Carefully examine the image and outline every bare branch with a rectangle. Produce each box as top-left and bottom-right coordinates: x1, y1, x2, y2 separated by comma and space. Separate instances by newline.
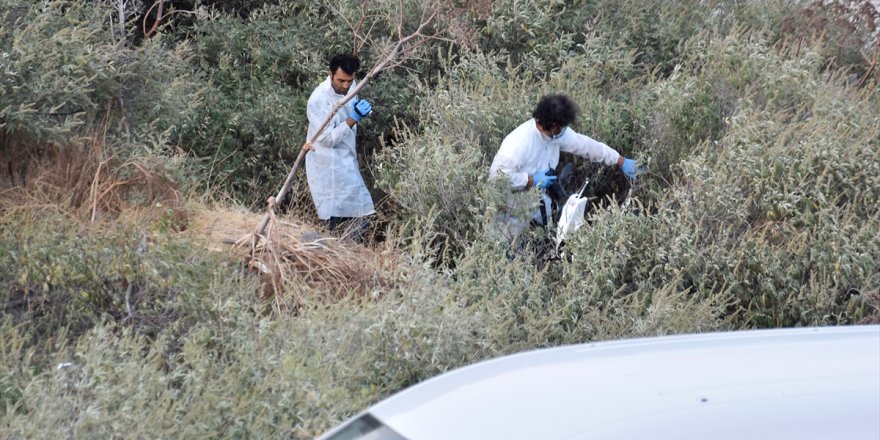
857, 44, 878, 88
329, 1, 373, 55
117, 0, 126, 39
363, 20, 379, 51
143, 0, 165, 39
353, 1, 369, 54
398, 0, 404, 41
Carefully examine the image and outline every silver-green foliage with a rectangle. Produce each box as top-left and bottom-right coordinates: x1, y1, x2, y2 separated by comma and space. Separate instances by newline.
0, 219, 491, 437
374, 51, 532, 250
172, 2, 337, 199
0, 0, 196, 146
0, 221, 736, 438
374, 32, 643, 252
377, 9, 879, 331
2, 0, 880, 437
593, 31, 880, 327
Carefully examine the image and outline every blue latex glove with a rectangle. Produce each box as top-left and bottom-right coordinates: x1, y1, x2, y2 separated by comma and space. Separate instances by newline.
348, 98, 373, 122
621, 158, 642, 181
532, 169, 558, 189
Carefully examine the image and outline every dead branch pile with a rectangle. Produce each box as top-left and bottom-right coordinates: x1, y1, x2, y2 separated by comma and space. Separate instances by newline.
247, 225, 397, 307
190, 205, 400, 308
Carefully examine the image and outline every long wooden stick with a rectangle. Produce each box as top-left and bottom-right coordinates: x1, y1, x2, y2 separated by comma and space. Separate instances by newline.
253, 16, 434, 240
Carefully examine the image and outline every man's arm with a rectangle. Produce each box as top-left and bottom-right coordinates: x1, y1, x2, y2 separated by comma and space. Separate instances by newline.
307, 97, 355, 149
559, 130, 621, 166
489, 150, 533, 190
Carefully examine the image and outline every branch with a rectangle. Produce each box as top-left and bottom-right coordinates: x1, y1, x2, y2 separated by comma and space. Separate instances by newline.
398, 0, 404, 41
117, 0, 126, 39
857, 44, 878, 88
143, 0, 166, 39
354, 1, 370, 55
329, 1, 373, 55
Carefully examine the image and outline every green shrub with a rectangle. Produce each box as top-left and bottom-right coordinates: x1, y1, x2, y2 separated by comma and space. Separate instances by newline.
373, 51, 532, 254
0, 0, 197, 149
0, 215, 262, 343
374, 41, 649, 258
171, 3, 327, 201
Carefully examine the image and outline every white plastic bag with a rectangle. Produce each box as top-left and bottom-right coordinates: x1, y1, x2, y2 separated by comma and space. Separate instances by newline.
556, 193, 588, 248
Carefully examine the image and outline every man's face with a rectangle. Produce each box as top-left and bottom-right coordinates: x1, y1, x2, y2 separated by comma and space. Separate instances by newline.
329, 68, 355, 95
536, 121, 566, 140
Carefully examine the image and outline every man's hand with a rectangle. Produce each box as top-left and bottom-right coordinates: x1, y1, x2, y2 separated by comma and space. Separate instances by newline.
621, 158, 643, 181
532, 168, 558, 189
348, 98, 373, 123
303, 142, 314, 152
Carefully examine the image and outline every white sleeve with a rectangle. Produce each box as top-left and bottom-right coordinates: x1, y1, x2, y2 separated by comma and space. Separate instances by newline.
489, 149, 530, 190
307, 97, 351, 149
559, 130, 621, 166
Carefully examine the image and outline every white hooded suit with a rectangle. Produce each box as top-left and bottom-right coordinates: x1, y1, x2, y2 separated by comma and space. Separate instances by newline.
305, 77, 375, 220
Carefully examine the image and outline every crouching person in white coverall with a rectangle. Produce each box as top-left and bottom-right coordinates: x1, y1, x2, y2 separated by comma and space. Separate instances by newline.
488, 94, 641, 241
304, 54, 375, 241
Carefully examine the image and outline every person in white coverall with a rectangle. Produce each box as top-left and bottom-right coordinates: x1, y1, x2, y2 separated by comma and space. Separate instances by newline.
489, 94, 641, 237
304, 54, 375, 238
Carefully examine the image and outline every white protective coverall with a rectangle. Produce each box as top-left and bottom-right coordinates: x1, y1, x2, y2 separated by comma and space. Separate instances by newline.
305, 77, 375, 220
489, 119, 621, 232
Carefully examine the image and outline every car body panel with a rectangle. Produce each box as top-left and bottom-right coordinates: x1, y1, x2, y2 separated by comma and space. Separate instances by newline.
320, 326, 880, 440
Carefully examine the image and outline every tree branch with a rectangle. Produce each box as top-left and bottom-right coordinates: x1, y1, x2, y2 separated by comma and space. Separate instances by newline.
143, 0, 166, 39
858, 44, 878, 88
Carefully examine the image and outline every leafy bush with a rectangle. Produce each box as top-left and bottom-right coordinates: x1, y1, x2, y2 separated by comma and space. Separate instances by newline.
573, 56, 880, 328
170, 2, 328, 201
374, 51, 531, 251
0, 216, 742, 437
0, 0, 197, 148
0, 215, 262, 342
374, 41, 644, 255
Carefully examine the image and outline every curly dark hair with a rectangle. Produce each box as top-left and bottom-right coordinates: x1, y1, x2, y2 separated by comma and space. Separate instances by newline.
329, 54, 361, 75
532, 94, 578, 128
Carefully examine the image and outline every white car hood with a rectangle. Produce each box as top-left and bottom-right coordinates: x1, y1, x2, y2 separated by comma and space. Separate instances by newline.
368, 326, 880, 440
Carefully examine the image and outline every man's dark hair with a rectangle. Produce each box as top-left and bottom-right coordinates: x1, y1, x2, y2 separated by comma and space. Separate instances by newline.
532, 94, 578, 128
329, 54, 361, 75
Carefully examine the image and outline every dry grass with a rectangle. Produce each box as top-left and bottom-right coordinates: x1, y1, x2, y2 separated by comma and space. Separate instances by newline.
0, 129, 184, 227
199, 205, 402, 310
1, 130, 400, 312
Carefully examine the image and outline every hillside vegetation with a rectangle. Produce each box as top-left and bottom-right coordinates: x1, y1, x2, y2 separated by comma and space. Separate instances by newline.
1, 0, 879, 437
